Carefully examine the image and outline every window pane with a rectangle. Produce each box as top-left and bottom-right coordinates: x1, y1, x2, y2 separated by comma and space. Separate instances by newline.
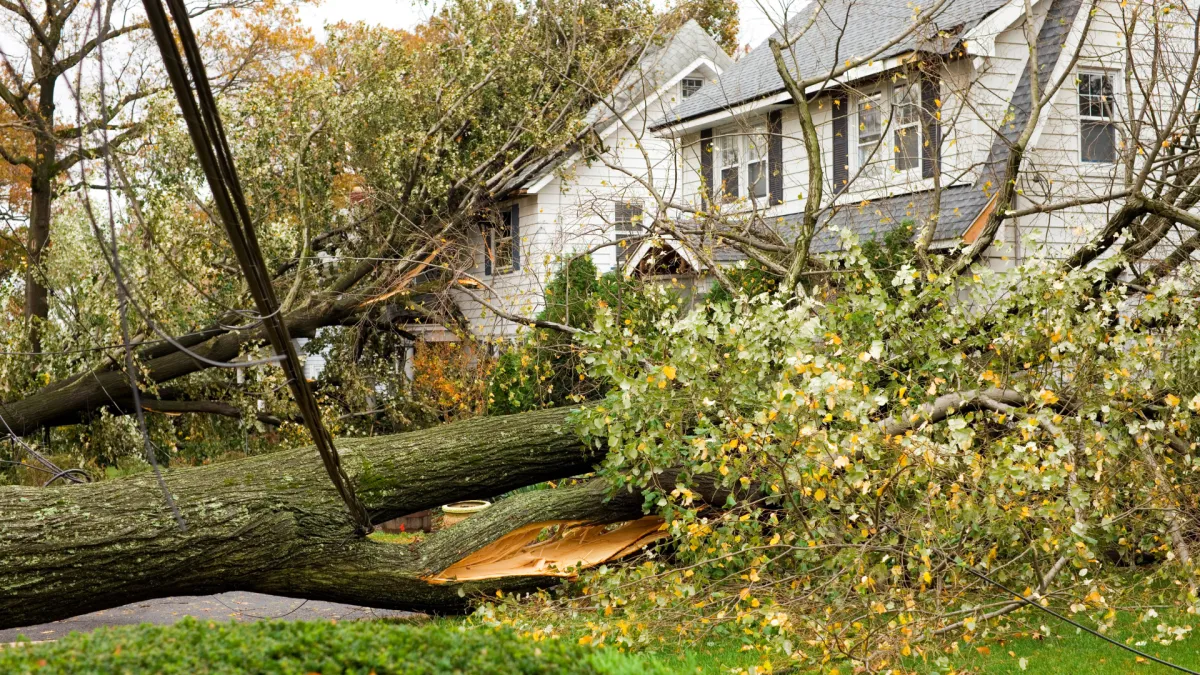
1081, 121, 1116, 163
895, 83, 920, 125
717, 134, 739, 168
858, 96, 881, 142
720, 167, 738, 201
1079, 73, 1114, 118
859, 145, 875, 169
895, 127, 920, 171
681, 77, 703, 98
747, 127, 769, 161
614, 201, 644, 236
748, 161, 767, 199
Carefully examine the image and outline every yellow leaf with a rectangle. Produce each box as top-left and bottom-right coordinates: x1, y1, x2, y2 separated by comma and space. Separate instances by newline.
663, 365, 677, 380
814, 488, 826, 502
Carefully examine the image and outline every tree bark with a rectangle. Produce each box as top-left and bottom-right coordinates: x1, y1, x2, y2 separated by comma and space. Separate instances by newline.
0, 406, 644, 629
23, 88, 55, 355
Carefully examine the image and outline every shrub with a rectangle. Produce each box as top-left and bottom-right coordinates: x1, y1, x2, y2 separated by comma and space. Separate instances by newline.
488, 256, 654, 415
0, 617, 667, 674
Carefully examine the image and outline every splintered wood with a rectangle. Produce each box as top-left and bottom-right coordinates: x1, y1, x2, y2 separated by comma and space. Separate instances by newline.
425, 516, 666, 583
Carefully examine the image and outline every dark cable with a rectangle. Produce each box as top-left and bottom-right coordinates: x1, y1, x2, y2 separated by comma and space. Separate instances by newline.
142, 0, 372, 533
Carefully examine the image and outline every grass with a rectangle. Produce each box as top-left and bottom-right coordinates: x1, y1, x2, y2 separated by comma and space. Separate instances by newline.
368, 530, 425, 545
607, 638, 775, 674
897, 608, 1200, 675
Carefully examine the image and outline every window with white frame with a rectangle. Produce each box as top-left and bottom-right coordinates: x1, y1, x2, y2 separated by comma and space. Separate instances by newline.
857, 91, 884, 173
681, 77, 704, 99
893, 83, 922, 171
714, 125, 769, 203
716, 132, 740, 202
746, 127, 769, 200
854, 82, 925, 177
1079, 71, 1116, 163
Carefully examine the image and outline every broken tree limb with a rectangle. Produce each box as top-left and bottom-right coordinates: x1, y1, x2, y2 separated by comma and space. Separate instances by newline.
0, 299, 363, 435
0, 406, 659, 629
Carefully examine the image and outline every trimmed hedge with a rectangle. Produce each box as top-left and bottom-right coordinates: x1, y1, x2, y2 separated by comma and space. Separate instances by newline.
0, 618, 666, 674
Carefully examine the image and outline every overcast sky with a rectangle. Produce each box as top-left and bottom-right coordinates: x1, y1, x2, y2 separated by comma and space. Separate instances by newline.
297, 0, 798, 52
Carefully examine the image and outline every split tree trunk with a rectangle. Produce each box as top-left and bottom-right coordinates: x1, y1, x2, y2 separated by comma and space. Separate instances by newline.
0, 406, 648, 630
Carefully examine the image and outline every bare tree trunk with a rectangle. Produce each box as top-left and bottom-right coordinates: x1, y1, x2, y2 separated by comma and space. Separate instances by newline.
0, 407, 647, 629
24, 131, 54, 354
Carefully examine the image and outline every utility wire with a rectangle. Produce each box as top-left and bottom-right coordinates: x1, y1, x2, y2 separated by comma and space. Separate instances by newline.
887, 523, 1200, 675
83, 0, 185, 530
142, 0, 372, 533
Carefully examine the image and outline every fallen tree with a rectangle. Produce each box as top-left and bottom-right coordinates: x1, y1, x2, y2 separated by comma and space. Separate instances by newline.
0, 406, 662, 630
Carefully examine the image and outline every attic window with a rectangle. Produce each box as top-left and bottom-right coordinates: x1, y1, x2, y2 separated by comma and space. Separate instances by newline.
681, 77, 704, 99
1079, 71, 1116, 164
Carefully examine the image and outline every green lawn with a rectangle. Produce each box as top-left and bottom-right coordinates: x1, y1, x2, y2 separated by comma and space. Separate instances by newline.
900, 611, 1199, 675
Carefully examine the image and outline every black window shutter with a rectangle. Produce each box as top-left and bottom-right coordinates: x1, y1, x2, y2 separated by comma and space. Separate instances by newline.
482, 218, 492, 276
831, 91, 849, 193
699, 128, 714, 205
768, 110, 784, 206
921, 70, 941, 179
510, 202, 520, 271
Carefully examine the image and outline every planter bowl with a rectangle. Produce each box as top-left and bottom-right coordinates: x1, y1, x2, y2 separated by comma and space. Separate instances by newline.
440, 500, 492, 528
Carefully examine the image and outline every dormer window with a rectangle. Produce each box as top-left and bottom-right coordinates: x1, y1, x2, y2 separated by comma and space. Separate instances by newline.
681, 77, 704, 99
854, 81, 924, 177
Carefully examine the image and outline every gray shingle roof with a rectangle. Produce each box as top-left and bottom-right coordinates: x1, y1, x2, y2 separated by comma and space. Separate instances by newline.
660, 0, 1010, 126
807, 184, 992, 252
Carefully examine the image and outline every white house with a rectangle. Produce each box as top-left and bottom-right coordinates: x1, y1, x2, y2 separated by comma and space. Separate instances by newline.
454, 20, 734, 341
644, 0, 1198, 278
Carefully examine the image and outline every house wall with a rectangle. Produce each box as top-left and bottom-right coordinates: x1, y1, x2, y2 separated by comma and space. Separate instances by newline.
456, 70, 704, 341
670, 0, 1198, 270
453, 193, 545, 342
1003, 0, 1198, 268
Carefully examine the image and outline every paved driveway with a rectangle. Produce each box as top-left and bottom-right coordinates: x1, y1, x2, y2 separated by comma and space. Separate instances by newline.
0, 592, 419, 643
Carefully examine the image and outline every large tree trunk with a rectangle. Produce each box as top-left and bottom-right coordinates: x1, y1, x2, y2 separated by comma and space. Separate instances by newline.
0, 407, 655, 630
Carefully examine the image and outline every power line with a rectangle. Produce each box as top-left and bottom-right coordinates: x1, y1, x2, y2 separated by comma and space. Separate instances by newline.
142, 0, 372, 533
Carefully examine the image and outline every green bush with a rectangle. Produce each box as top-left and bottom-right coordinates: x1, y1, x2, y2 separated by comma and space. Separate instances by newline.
487, 256, 654, 415
0, 617, 667, 674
